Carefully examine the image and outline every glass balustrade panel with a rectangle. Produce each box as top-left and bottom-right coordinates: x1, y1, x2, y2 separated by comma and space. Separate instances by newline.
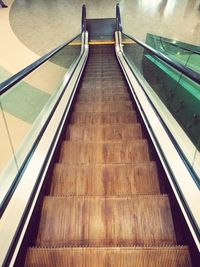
0, 35, 82, 205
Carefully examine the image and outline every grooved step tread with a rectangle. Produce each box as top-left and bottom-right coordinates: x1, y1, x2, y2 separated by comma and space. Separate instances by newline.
59, 140, 149, 164
82, 77, 125, 82
50, 162, 160, 196
73, 102, 133, 112
85, 65, 120, 69
86, 72, 123, 78
70, 111, 137, 124
79, 88, 128, 94
36, 196, 176, 247
66, 124, 142, 141
25, 247, 192, 267
85, 63, 120, 66
81, 82, 126, 88
84, 70, 122, 75
77, 94, 130, 102
83, 66, 121, 69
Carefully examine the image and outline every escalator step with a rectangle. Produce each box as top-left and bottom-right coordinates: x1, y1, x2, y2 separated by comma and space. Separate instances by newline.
85, 72, 123, 78
84, 69, 122, 75
25, 247, 192, 267
70, 111, 137, 124
66, 124, 142, 141
86, 63, 119, 68
81, 81, 126, 87
59, 140, 149, 164
50, 162, 160, 196
82, 76, 125, 82
79, 87, 128, 93
76, 94, 130, 102
36, 195, 176, 247
73, 102, 133, 112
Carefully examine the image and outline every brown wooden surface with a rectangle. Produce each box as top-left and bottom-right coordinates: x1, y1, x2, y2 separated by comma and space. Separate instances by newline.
70, 112, 137, 125
83, 73, 125, 80
66, 124, 142, 141
50, 162, 160, 196
86, 72, 123, 78
36, 195, 176, 247
25, 247, 192, 267
76, 93, 130, 102
82, 81, 126, 90
73, 102, 133, 112
59, 140, 150, 164
79, 87, 128, 93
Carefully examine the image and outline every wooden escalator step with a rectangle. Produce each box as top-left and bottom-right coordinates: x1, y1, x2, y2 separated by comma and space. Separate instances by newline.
82, 77, 125, 82
79, 88, 129, 96
81, 81, 126, 86
59, 140, 150, 164
25, 247, 192, 267
50, 162, 160, 196
84, 70, 122, 76
66, 124, 142, 141
73, 102, 133, 112
76, 93, 130, 102
36, 195, 177, 247
86, 72, 123, 78
70, 111, 137, 124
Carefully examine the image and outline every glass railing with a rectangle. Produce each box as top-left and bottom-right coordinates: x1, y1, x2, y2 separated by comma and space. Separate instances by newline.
122, 33, 200, 182
0, 35, 82, 207
146, 34, 200, 74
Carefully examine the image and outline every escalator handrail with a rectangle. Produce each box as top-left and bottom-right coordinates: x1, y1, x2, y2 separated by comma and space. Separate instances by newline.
0, 34, 81, 96
82, 4, 87, 32
122, 32, 200, 84
116, 4, 200, 84
151, 34, 200, 56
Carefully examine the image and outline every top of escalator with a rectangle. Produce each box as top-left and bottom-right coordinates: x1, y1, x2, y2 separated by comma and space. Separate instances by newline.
86, 18, 116, 42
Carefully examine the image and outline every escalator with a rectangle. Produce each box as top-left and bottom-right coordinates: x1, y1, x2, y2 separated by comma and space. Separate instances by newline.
0, 4, 199, 267
24, 44, 192, 266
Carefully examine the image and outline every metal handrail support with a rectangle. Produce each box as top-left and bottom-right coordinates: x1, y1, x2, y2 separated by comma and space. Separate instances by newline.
82, 4, 87, 32
116, 3, 122, 32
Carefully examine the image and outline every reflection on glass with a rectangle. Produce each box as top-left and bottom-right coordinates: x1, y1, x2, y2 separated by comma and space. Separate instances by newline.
140, 0, 163, 14
163, 0, 176, 17
0, 103, 18, 202
0, 104, 17, 173
146, 34, 200, 74
0, 35, 82, 203
122, 33, 200, 178
186, 53, 200, 74
158, 0, 168, 16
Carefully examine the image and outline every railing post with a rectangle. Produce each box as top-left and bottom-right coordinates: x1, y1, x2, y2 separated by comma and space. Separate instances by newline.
116, 3, 122, 32
82, 4, 86, 32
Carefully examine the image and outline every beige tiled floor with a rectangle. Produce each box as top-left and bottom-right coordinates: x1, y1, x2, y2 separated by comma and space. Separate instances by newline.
1, 0, 199, 73
8, 0, 200, 58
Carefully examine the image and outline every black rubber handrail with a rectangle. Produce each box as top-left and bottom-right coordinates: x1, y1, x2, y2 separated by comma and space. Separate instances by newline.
0, 34, 81, 96
82, 4, 87, 32
115, 4, 200, 84
122, 32, 200, 84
